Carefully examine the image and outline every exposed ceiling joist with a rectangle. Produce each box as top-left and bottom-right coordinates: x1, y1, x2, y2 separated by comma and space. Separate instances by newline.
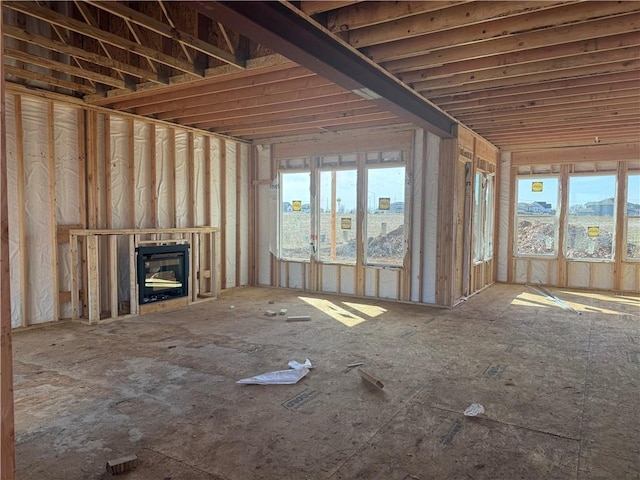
85, 0, 243, 68
189, 0, 457, 138
4, 1, 202, 78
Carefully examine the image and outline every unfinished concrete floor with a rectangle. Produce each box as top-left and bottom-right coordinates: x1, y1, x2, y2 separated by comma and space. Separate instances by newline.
13, 284, 640, 480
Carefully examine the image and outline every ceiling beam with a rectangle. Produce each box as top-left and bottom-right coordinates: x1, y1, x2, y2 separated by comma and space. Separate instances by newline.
412, 46, 640, 92
189, 1, 456, 138
85, 0, 243, 68
348, 1, 568, 48
158, 85, 350, 121
132, 71, 329, 116
171, 93, 364, 125
365, 2, 640, 62
4, 47, 125, 89
399, 32, 640, 84
326, 1, 465, 32
417, 58, 640, 97
4, 1, 202, 79
383, 13, 640, 74
195, 101, 378, 130
4, 66, 96, 95
300, 1, 364, 16
444, 84, 640, 114
3, 25, 163, 84
431, 71, 640, 104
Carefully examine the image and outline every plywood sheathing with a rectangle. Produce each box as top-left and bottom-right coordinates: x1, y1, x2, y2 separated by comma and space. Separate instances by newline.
11, 284, 640, 479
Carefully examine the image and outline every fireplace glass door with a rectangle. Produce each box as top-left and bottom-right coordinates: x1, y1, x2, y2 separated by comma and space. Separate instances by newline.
137, 244, 189, 304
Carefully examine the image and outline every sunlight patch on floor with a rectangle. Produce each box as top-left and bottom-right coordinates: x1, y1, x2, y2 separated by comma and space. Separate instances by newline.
559, 291, 640, 307
341, 302, 386, 318
299, 297, 366, 327
513, 292, 630, 316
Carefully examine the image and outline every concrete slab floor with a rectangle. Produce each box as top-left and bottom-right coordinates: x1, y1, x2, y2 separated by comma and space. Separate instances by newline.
12, 284, 640, 480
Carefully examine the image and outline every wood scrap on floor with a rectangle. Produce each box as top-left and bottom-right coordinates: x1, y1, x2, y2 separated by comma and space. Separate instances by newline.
106, 454, 139, 475
357, 368, 384, 389
287, 315, 311, 322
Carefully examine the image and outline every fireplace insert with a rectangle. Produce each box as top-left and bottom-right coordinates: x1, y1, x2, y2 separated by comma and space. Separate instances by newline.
136, 244, 189, 304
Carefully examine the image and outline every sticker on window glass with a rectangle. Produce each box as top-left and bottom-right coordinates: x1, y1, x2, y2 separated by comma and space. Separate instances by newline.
378, 197, 391, 210
341, 218, 352, 230
532, 181, 543, 192
292, 200, 302, 212
587, 226, 600, 238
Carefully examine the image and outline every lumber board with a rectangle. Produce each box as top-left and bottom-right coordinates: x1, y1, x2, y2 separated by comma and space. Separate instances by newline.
236, 144, 242, 287
47, 101, 60, 322
86, 235, 100, 324
14, 96, 28, 327
139, 296, 188, 315
108, 235, 119, 319
0, 12, 17, 473
220, 139, 227, 289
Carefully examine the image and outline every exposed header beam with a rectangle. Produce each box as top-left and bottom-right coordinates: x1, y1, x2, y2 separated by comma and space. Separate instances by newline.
189, 0, 456, 138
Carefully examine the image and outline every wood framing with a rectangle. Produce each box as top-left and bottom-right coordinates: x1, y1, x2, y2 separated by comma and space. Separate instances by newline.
46, 101, 60, 322
0, 4, 17, 473
435, 138, 458, 306
219, 139, 227, 288
70, 227, 220, 324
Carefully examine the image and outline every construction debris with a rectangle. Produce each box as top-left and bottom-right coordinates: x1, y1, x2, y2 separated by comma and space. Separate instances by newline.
279, 308, 288, 316
237, 359, 312, 385
464, 403, 485, 417
106, 454, 139, 475
287, 315, 311, 322
265, 310, 277, 317
347, 362, 364, 368
357, 368, 384, 389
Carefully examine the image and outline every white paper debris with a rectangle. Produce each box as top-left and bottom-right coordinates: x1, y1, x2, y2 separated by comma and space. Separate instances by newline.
288, 359, 312, 370
237, 359, 313, 385
464, 403, 485, 417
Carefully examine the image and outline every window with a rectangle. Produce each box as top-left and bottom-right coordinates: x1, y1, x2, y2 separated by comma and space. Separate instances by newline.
473, 172, 495, 263
515, 177, 559, 256
365, 166, 406, 266
318, 169, 357, 264
279, 171, 310, 261
566, 174, 616, 261
627, 174, 640, 260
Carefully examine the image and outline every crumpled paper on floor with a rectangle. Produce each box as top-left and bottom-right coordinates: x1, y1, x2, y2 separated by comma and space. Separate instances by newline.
464, 403, 485, 416
236, 359, 313, 385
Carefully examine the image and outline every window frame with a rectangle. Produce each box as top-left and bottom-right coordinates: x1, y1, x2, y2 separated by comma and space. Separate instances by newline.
364, 162, 407, 268
278, 169, 312, 263
624, 173, 640, 262
564, 172, 618, 263
513, 174, 561, 259
316, 165, 358, 266
473, 170, 495, 264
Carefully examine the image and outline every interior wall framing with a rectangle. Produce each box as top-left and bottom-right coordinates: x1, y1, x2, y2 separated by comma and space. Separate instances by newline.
497, 142, 640, 293
5, 92, 250, 328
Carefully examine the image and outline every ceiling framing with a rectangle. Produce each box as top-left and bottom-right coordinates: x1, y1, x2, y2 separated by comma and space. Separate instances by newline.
3, 1, 639, 149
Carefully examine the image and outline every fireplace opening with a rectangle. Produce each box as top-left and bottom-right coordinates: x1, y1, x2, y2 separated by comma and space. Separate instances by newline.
136, 244, 189, 304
